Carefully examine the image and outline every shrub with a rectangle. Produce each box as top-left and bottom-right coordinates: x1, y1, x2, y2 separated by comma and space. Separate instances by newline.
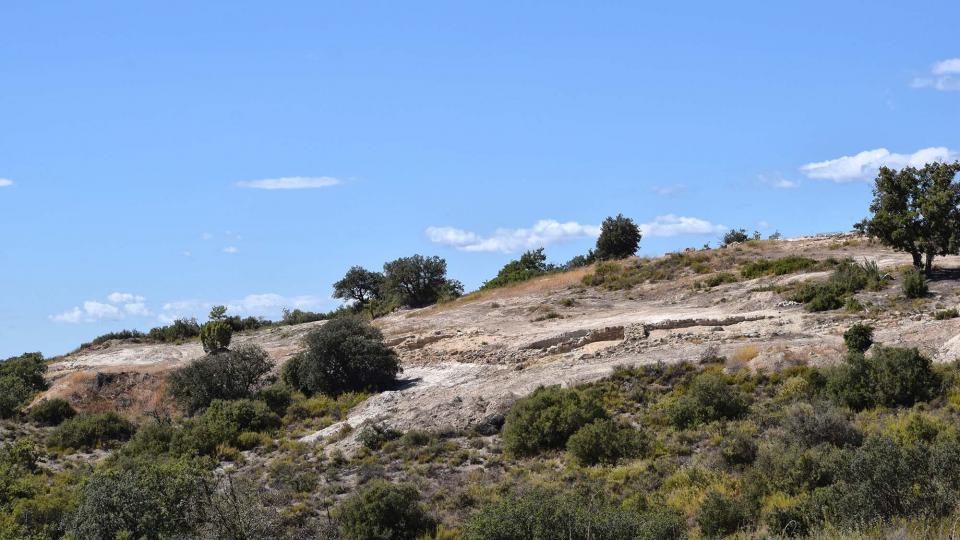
697, 491, 751, 537
48, 412, 135, 450
28, 398, 76, 426
69, 456, 209, 539
0, 352, 47, 393
720, 427, 758, 465
790, 260, 883, 312
827, 347, 941, 410
700, 272, 738, 288
79, 329, 147, 350
148, 318, 201, 342
740, 256, 818, 279
466, 485, 672, 540
502, 385, 606, 457
283, 317, 400, 397
722, 228, 749, 246
902, 267, 928, 298
0, 376, 33, 418
256, 383, 293, 416
358, 423, 403, 450
779, 401, 861, 448
595, 214, 642, 260
483, 248, 557, 289
566, 418, 647, 466
167, 344, 272, 414
199, 320, 232, 353
843, 323, 874, 354
382, 254, 461, 307
335, 480, 436, 540
280, 308, 329, 325
669, 372, 750, 429
935, 308, 959, 320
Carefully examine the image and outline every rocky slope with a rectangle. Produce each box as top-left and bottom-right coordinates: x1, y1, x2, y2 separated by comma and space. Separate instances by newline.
41, 234, 960, 449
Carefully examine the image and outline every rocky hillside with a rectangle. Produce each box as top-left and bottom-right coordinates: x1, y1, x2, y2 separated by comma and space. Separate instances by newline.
42, 233, 960, 449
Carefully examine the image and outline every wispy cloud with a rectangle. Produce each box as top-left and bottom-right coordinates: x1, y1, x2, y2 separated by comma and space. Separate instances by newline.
0, 179, 13, 187
236, 176, 342, 190
757, 173, 797, 189
427, 215, 726, 253
426, 220, 601, 253
800, 147, 957, 182
222, 246, 239, 254
911, 58, 960, 91
158, 293, 329, 323
651, 184, 687, 196
50, 292, 151, 323
638, 215, 726, 237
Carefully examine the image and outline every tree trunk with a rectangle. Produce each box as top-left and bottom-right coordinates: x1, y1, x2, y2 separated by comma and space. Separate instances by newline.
911, 251, 922, 269
925, 252, 934, 276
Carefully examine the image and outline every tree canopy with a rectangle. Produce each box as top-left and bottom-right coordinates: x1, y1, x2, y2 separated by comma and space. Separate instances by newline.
595, 214, 641, 260
859, 162, 960, 274
333, 266, 384, 306
382, 255, 462, 307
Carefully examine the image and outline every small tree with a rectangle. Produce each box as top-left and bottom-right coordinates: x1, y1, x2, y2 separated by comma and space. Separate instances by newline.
483, 248, 555, 288
208, 305, 228, 321
199, 320, 233, 353
594, 214, 641, 260
843, 323, 874, 354
167, 344, 272, 414
860, 162, 960, 274
333, 266, 384, 308
283, 317, 400, 396
722, 228, 749, 246
383, 255, 460, 307
335, 480, 435, 540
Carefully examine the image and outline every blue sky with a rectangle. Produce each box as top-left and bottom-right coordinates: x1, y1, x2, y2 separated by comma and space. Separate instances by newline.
1, 1, 958, 358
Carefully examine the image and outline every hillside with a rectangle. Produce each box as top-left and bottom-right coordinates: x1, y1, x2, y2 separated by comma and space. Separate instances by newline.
41, 233, 960, 449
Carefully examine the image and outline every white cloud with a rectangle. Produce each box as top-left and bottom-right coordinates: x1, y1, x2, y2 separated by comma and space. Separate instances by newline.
201, 232, 213, 241
651, 184, 686, 196
911, 58, 960, 91
933, 58, 960, 75
427, 215, 726, 253
107, 292, 144, 304
426, 220, 601, 253
158, 293, 328, 323
51, 301, 121, 324
222, 246, 239, 254
758, 174, 798, 189
638, 215, 727, 237
236, 176, 342, 190
51, 293, 151, 323
800, 147, 958, 182
0, 179, 13, 187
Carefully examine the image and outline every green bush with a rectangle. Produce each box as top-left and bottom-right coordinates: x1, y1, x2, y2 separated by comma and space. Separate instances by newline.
199, 320, 233, 353
0, 376, 33, 419
69, 456, 209, 539
283, 317, 400, 397
740, 256, 818, 279
700, 272, 738, 288
148, 318, 201, 342
843, 323, 874, 354
790, 260, 885, 312
187, 399, 280, 453
779, 401, 861, 448
483, 248, 557, 289
595, 214, 642, 260
720, 428, 758, 465
722, 228, 749, 246
902, 267, 928, 298
256, 383, 293, 416
502, 385, 607, 457
0, 351, 48, 417
280, 308, 330, 325
934, 308, 960, 320
79, 329, 147, 350
48, 412, 135, 451
335, 480, 436, 540
697, 491, 751, 537
167, 344, 272, 414
27, 398, 76, 426
826, 347, 941, 410
669, 372, 750, 429
566, 418, 647, 466
358, 423, 403, 450
466, 485, 676, 540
